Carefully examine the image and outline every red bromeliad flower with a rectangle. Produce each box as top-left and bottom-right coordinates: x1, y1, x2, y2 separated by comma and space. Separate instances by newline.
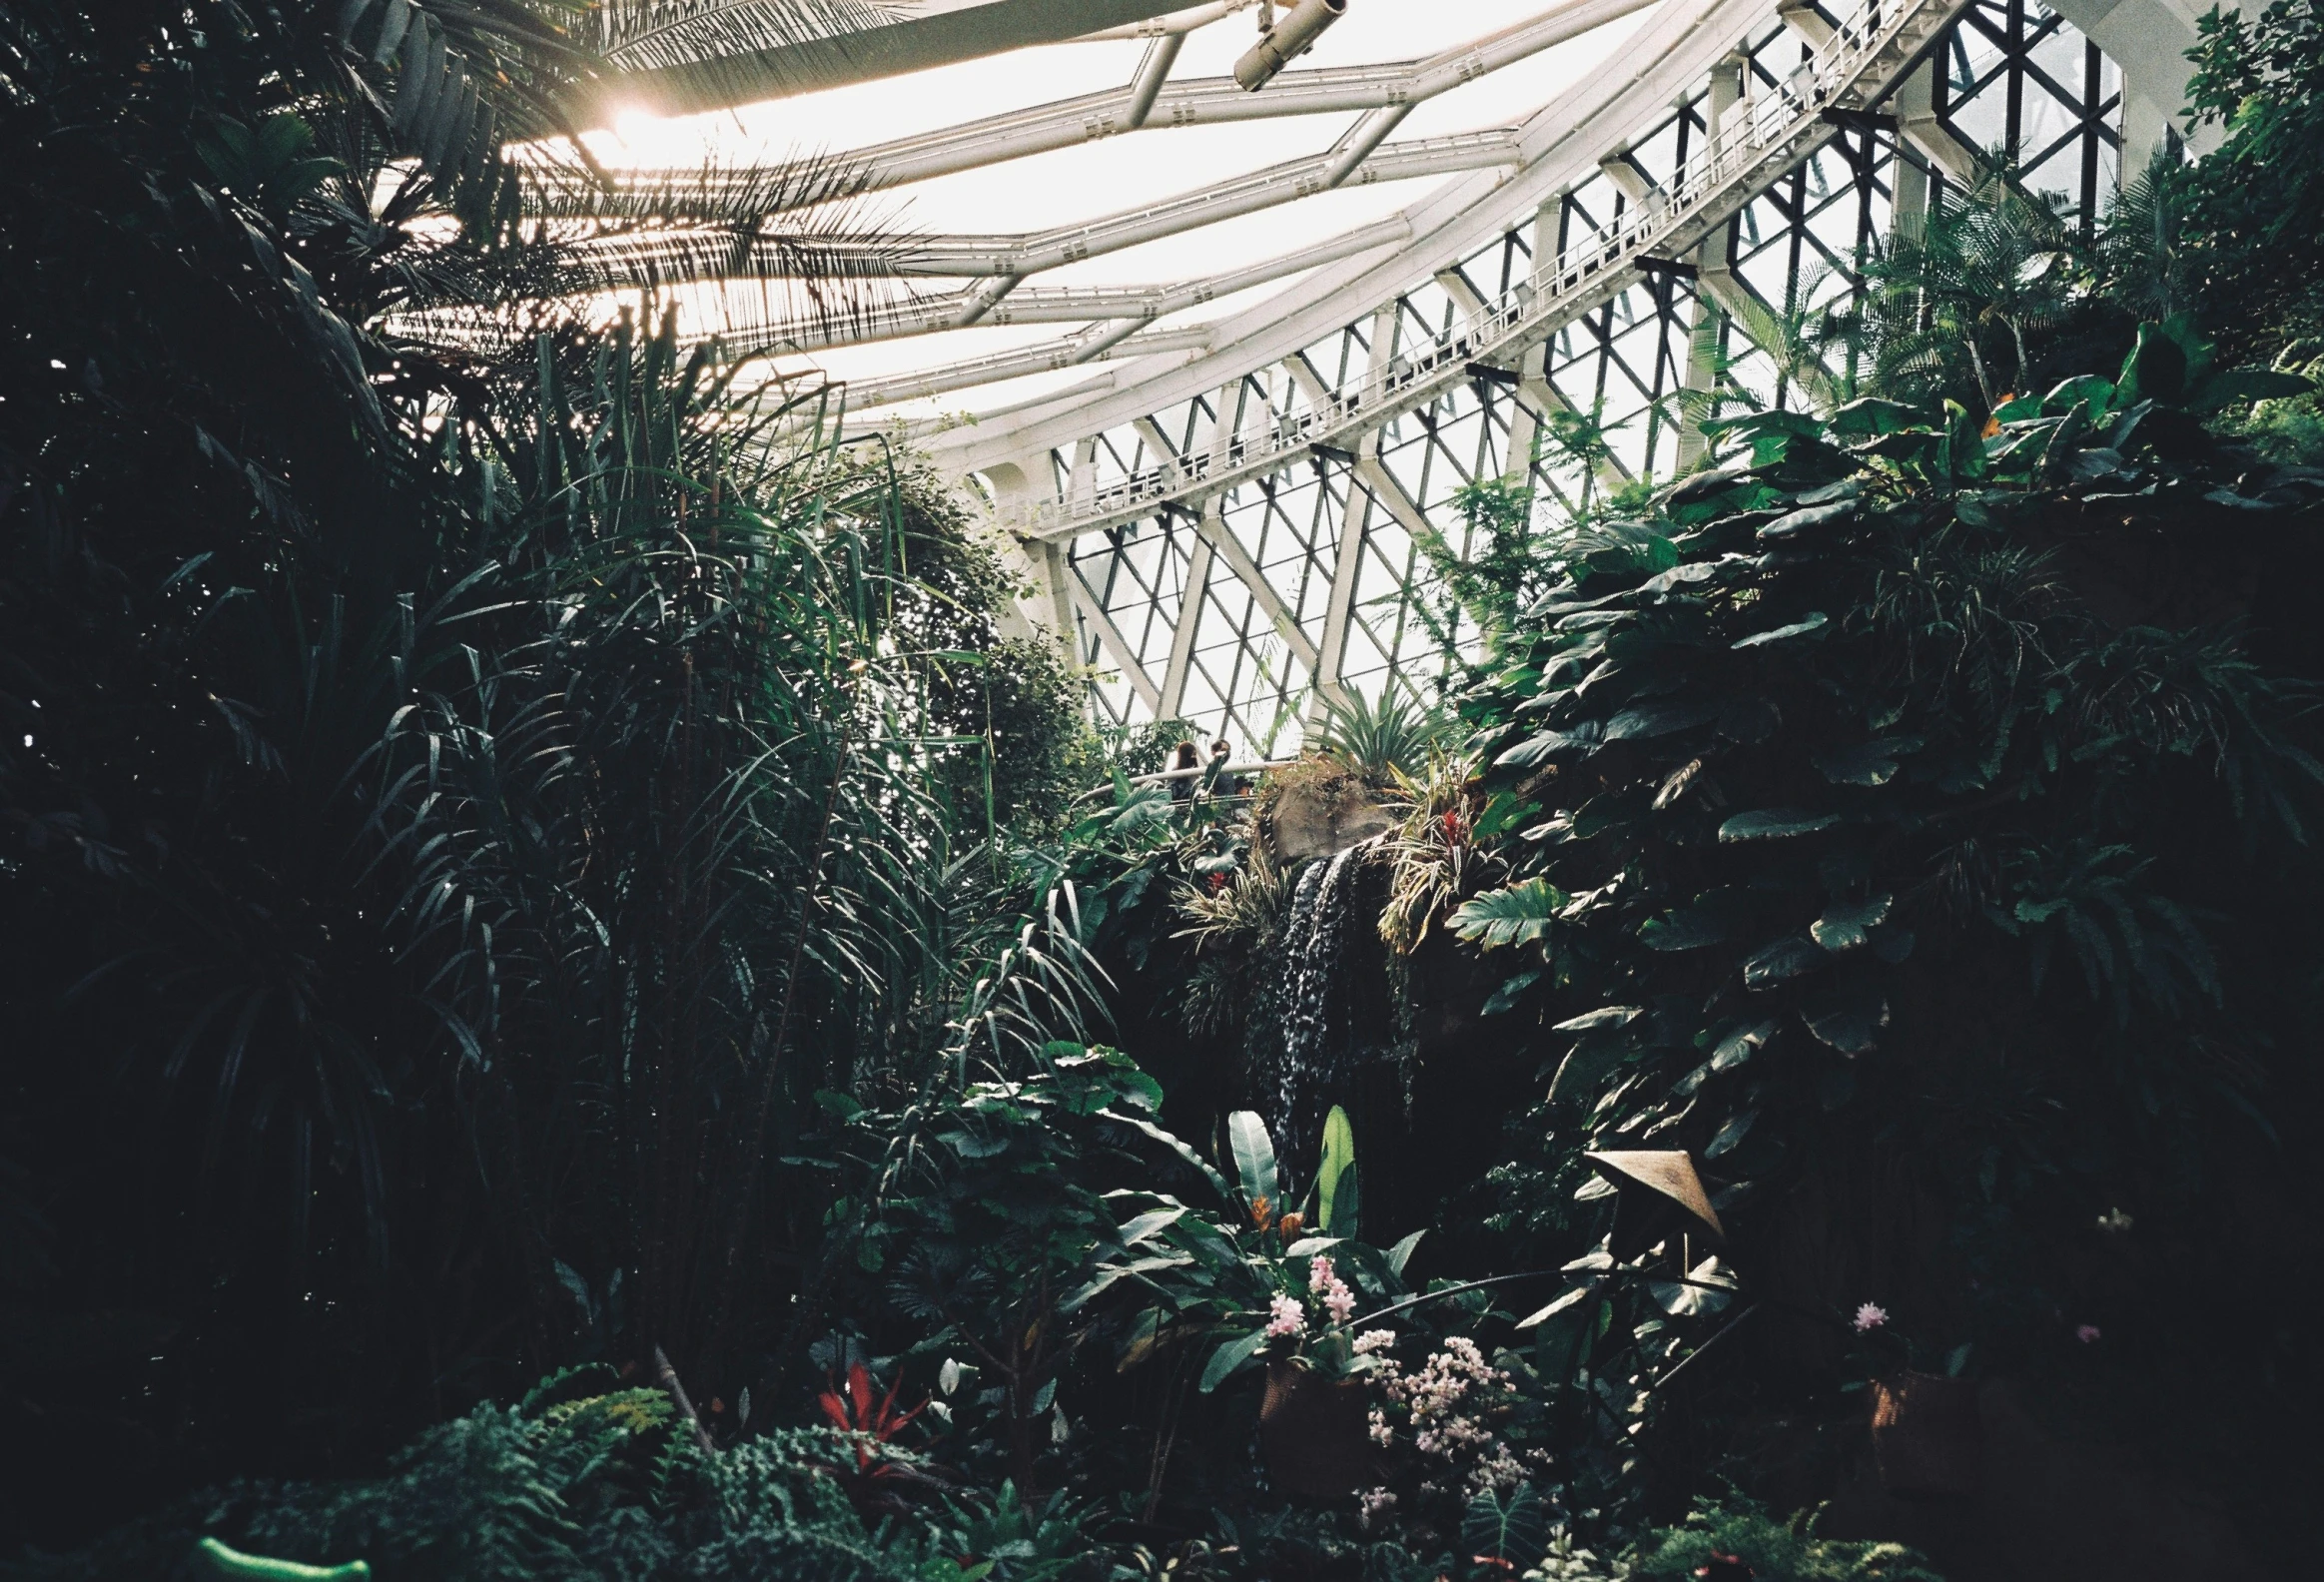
817, 1361, 927, 1474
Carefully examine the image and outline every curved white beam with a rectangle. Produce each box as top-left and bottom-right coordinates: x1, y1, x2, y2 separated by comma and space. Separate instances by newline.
695, 214, 1412, 355
598, 0, 1661, 207
594, 0, 1192, 119
972, 0, 1970, 526
838, 325, 1214, 408
565, 130, 1516, 289
924, 0, 1760, 474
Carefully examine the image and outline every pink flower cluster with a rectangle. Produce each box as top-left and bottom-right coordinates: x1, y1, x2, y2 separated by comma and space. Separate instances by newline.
1309, 1255, 1356, 1323
1364, 1334, 1547, 1496
1265, 1291, 1306, 1338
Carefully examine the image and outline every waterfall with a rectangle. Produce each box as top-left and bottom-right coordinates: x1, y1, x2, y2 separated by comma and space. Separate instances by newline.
1270, 845, 1362, 1190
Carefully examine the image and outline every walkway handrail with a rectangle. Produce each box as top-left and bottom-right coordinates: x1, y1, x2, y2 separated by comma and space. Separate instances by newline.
1003, 0, 1959, 542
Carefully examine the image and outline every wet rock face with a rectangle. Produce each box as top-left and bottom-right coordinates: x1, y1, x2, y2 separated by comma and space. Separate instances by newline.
1264, 775, 1396, 862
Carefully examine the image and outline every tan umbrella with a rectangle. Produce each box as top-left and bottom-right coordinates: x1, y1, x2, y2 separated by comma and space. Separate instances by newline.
1583, 1150, 1724, 1240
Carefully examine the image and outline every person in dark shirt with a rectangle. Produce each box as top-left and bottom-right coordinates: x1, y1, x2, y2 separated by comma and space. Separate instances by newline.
1167, 740, 1200, 803
1202, 738, 1242, 800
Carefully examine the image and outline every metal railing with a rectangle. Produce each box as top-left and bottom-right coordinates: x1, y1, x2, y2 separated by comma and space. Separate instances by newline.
1006, 0, 1959, 540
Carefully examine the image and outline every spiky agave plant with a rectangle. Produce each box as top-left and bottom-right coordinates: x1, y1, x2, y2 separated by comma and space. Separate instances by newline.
1313, 689, 1457, 783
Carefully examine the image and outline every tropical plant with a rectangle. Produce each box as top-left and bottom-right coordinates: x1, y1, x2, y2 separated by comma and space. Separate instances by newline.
1406, 477, 1554, 660
1828, 162, 2078, 409
826, 1046, 1177, 1493
2096, 149, 2193, 324
1630, 1497, 1942, 1582
816, 1362, 937, 1515
1072, 1109, 1422, 1395
369, 320, 1105, 1396
1315, 689, 1458, 783
1684, 284, 1850, 423
1435, 326, 2322, 1526
1449, 878, 1566, 951
2162, 0, 2324, 363
10, 1365, 1035, 1582
1377, 748, 1503, 957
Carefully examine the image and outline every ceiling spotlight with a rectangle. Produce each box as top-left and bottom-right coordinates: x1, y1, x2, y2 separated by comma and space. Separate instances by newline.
1234, 0, 1346, 92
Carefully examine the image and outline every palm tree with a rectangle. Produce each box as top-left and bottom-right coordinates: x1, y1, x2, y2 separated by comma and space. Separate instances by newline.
1828, 160, 2078, 409
2097, 148, 2192, 323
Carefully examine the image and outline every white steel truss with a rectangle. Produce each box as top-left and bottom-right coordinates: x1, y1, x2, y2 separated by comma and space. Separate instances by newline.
1030, 1, 2131, 748
602, 0, 1662, 204
565, 0, 2171, 750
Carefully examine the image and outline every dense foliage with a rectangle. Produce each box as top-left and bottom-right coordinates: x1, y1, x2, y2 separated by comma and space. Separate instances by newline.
0, 0, 1089, 1546
1438, 327, 2323, 1530
9, 2, 2324, 1580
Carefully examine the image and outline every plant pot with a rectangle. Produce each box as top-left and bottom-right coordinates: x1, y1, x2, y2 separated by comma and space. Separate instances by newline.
1259, 1360, 1373, 1499
1869, 1372, 1982, 1500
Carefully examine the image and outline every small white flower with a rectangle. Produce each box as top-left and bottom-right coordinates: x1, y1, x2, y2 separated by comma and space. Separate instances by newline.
1853, 1301, 1890, 1332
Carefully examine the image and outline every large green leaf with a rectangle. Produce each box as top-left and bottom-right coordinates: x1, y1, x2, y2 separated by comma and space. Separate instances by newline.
1514, 1282, 1592, 1329
1649, 1254, 1739, 1317
2191, 367, 2315, 413
1640, 909, 1726, 951
1483, 968, 1543, 1014
1710, 1019, 1777, 1072
1116, 1207, 1187, 1247
1704, 1109, 1758, 1158
1742, 935, 1826, 989
2116, 314, 2210, 406
1061, 1254, 1194, 1312
1495, 727, 1598, 768
1100, 1109, 1231, 1209
1197, 1328, 1269, 1393
1602, 700, 1721, 741
2037, 398, 2095, 478
1811, 894, 1894, 951
1757, 497, 1859, 543
1552, 1006, 1642, 1033
1814, 737, 1920, 786
1720, 809, 1841, 842
1570, 790, 1647, 841
1829, 396, 1921, 436
1733, 611, 1829, 648
1462, 1484, 1550, 1571
2040, 374, 2116, 417
1710, 409, 1827, 443
1316, 1106, 1358, 1239
1226, 1111, 1278, 1224
1449, 878, 1567, 949
1571, 520, 1681, 583
1803, 985, 1891, 1054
